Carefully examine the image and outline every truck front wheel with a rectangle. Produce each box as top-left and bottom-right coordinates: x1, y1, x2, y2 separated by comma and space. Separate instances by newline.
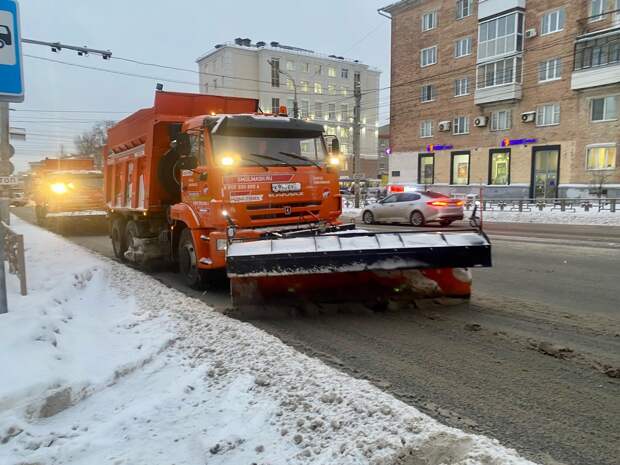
111, 218, 128, 261
178, 229, 203, 289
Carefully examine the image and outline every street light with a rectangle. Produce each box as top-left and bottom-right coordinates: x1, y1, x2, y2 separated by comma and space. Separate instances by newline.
267, 60, 299, 119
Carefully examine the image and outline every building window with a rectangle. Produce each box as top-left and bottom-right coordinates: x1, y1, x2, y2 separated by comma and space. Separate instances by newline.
489, 150, 510, 185
418, 154, 434, 184
453, 116, 469, 134
536, 103, 560, 126
454, 77, 469, 96
490, 110, 512, 131
539, 58, 562, 82
454, 37, 472, 58
420, 84, 436, 102
287, 99, 295, 114
421, 46, 438, 67
589, 0, 605, 22
328, 67, 336, 77
341, 86, 349, 96
340, 104, 349, 120
456, 0, 472, 20
271, 98, 280, 115
575, 34, 620, 70
270, 58, 280, 87
420, 120, 433, 138
451, 152, 470, 185
328, 104, 336, 120
328, 84, 336, 95
314, 102, 323, 119
300, 80, 309, 92
586, 145, 616, 170
286, 78, 295, 90
314, 82, 322, 94
422, 11, 437, 31
477, 56, 522, 89
591, 96, 618, 121
302, 62, 310, 73
300, 100, 309, 118
315, 64, 322, 75
341, 68, 349, 79
286, 60, 295, 71
392, 171, 401, 177
541, 9, 565, 35
478, 12, 523, 61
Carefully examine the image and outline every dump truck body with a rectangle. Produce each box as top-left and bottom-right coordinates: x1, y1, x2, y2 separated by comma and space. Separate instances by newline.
105, 91, 491, 308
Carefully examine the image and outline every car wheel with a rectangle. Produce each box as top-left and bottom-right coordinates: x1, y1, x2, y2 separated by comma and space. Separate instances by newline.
111, 217, 127, 261
0, 41, 5, 49
362, 210, 375, 225
410, 211, 425, 227
440, 220, 453, 227
178, 228, 203, 289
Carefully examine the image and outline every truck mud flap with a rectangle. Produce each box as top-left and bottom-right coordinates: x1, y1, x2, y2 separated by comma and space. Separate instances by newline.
226, 231, 491, 307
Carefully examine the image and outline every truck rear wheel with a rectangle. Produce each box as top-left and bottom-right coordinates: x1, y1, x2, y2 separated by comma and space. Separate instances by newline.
111, 218, 127, 261
178, 228, 203, 289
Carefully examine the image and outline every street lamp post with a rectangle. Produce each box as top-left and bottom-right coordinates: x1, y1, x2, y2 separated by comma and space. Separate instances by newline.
268, 60, 299, 119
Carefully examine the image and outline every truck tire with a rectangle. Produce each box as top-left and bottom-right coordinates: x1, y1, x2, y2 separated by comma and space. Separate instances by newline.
178, 228, 203, 289
125, 220, 140, 264
111, 217, 128, 261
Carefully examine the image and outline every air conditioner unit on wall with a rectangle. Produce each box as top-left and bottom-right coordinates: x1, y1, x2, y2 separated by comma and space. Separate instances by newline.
474, 116, 488, 127
521, 111, 536, 123
525, 28, 537, 38
438, 121, 452, 132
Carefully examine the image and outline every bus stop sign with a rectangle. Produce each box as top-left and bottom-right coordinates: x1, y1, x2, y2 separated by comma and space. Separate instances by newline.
0, 0, 24, 103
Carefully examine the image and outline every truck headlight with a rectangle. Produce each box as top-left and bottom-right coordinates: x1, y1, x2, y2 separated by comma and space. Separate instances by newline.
216, 239, 228, 251
218, 156, 236, 167
50, 183, 68, 194
328, 156, 341, 166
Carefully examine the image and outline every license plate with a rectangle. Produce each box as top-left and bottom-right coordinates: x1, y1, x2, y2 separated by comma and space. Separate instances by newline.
272, 182, 301, 193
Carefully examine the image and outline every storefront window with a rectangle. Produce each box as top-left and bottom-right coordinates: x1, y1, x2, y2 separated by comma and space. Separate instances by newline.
418, 154, 434, 185
489, 150, 510, 185
451, 152, 470, 185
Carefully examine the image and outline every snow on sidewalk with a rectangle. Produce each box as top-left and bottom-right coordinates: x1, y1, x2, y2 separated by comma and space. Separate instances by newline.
0, 216, 537, 465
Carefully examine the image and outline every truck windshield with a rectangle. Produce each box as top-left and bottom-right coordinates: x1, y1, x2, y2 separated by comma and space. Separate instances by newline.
212, 135, 326, 167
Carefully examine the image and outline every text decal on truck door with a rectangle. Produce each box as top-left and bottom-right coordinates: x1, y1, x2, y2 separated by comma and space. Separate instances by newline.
272, 182, 301, 193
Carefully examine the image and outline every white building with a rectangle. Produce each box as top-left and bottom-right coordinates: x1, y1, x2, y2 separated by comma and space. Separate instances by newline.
196, 38, 381, 176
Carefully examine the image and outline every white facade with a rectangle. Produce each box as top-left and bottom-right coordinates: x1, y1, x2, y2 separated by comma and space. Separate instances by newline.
196, 40, 381, 165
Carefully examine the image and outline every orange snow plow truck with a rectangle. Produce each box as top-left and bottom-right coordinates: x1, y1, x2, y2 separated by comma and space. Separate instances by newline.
33, 157, 106, 227
105, 91, 491, 308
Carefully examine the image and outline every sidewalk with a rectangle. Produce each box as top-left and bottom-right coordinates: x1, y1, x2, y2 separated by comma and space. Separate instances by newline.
0, 217, 535, 465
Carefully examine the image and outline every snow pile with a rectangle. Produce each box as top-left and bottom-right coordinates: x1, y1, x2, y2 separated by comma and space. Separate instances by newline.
1, 217, 537, 465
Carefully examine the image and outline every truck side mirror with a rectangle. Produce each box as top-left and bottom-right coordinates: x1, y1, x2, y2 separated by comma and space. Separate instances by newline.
331, 138, 340, 154
174, 133, 191, 156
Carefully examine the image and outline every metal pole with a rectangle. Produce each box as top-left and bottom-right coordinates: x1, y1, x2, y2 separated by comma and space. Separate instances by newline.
0, 103, 10, 313
353, 78, 362, 208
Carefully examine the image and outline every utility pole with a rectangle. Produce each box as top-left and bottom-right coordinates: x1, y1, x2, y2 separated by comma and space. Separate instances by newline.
353, 73, 362, 208
268, 60, 299, 118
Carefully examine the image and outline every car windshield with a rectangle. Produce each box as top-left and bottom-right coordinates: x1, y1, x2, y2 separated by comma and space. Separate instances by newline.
212, 135, 326, 167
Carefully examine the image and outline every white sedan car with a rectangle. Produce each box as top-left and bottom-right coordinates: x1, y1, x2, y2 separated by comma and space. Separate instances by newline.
361, 191, 464, 226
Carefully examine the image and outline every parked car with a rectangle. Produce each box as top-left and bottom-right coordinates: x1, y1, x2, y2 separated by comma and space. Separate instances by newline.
361, 191, 464, 226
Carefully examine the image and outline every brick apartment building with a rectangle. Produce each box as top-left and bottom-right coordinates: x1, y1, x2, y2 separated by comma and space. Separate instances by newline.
379, 0, 620, 198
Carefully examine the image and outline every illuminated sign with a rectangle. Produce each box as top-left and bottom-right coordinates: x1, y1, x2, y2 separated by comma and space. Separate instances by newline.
501, 138, 537, 147
385, 147, 392, 155
426, 144, 454, 151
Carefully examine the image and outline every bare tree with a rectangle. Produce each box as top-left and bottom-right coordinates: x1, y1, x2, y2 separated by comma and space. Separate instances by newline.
74, 121, 115, 168
589, 172, 610, 198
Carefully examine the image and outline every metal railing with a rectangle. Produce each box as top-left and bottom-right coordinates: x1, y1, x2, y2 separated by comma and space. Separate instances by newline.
463, 198, 618, 213
1, 221, 27, 296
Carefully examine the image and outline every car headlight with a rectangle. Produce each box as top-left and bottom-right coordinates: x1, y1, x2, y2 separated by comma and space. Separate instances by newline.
328, 156, 341, 166
216, 239, 228, 251
50, 183, 68, 194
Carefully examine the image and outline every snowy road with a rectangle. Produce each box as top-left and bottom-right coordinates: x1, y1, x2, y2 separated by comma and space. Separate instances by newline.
11, 207, 620, 465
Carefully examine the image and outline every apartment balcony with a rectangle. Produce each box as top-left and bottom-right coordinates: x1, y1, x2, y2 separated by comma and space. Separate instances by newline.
478, 0, 526, 20
475, 82, 522, 105
571, 28, 620, 90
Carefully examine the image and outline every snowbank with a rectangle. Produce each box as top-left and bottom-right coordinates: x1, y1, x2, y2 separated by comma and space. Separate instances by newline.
342, 207, 620, 226
0, 217, 537, 465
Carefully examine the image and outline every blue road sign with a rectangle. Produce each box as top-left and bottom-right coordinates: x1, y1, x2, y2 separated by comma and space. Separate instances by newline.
0, 0, 24, 102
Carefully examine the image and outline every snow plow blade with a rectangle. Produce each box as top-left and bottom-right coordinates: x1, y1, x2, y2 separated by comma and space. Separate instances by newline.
226, 230, 492, 308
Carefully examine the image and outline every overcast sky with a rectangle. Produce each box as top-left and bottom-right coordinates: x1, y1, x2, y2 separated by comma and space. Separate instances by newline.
10, 0, 392, 171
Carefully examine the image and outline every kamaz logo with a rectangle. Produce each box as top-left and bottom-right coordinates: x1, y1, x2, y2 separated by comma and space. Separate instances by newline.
283, 206, 292, 215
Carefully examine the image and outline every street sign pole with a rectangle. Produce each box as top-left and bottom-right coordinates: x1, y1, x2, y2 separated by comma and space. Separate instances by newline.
0, 103, 8, 314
